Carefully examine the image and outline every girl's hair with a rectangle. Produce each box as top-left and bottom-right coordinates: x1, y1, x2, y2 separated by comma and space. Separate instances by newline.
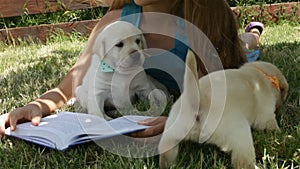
110, 0, 131, 9
109, 0, 246, 72
183, 0, 246, 73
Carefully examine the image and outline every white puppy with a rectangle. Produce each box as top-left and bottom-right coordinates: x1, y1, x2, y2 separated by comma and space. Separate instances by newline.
159, 50, 288, 169
75, 21, 166, 120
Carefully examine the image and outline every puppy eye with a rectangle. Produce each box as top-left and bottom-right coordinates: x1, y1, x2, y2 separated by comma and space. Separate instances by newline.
135, 38, 141, 45
115, 42, 124, 48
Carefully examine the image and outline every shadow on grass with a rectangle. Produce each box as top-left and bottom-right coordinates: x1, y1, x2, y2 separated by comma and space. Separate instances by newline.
0, 40, 299, 168
256, 41, 300, 167
261, 41, 300, 123
0, 48, 80, 112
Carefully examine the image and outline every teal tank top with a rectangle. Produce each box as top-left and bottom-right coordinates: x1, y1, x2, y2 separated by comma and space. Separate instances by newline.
120, 2, 189, 91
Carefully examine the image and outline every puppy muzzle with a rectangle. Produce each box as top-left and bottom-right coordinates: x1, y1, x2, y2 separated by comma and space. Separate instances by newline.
131, 51, 141, 60
117, 51, 145, 70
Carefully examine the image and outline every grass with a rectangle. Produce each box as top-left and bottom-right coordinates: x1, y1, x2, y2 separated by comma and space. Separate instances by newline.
227, 0, 298, 6
0, 7, 107, 29
0, 23, 299, 168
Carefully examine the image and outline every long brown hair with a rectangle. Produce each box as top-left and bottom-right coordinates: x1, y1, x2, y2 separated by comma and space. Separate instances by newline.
109, 0, 246, 71
110, 0, 131, 9
183, 0, 246, 71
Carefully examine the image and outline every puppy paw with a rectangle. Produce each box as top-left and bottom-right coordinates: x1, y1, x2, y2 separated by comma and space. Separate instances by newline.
159, 149, 178, 169
159, 154, 172, 169
265, 119, 280, 131
232, 157, 256, 169
230, 130, 256, 169
231, 146, 256, 169
148, 89, 167, 114
74, 100, 87, 113
254, 115, 280, 132
159, 136, 179, 169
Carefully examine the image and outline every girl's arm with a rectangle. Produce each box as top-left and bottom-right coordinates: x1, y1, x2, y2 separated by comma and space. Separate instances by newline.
0, 10, 122, 136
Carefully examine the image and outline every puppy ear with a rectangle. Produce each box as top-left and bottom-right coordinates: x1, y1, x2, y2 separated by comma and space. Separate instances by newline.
185, 49, 199, 82
140, 34, 147, 49
93, 34, 106, 60
278, 72, 289, 101
183, 49, 200, 103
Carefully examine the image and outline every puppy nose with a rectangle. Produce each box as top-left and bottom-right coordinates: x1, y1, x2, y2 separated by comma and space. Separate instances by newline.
129, 49, 138, 55
131, 51, 141, 60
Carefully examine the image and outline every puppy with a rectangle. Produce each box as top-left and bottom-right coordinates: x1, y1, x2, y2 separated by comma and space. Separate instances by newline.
159, 50, 288, 169
75, 21, 166, 120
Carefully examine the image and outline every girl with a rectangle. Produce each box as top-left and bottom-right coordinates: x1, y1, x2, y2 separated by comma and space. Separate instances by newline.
0, 0, 253, 137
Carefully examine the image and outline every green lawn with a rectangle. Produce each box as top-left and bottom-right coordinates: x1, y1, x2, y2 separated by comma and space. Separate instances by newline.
0, 23, 299, 168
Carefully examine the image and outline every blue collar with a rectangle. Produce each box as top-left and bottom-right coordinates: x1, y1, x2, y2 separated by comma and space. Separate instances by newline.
99, 60, 115, 73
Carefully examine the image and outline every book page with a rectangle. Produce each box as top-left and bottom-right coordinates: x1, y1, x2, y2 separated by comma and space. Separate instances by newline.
5, 112, 152, 150
5, 112, 90, 150
109, 115, 152, 134
70, 114, 151, 144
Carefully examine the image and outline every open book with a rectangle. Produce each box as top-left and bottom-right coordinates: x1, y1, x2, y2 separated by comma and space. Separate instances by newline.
5, 111, 151, 150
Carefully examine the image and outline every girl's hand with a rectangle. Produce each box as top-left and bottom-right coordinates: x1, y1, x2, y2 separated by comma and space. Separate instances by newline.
0, 103, 42, 137
130, 116, 167, 137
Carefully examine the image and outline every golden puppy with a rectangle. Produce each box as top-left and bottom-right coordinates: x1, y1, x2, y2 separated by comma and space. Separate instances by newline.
75, 21, 166, 119
159, 50, 288, 169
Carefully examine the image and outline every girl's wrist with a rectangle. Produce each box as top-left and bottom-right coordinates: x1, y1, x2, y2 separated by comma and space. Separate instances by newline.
28, 99, 51, 116
29, 88, 67, 116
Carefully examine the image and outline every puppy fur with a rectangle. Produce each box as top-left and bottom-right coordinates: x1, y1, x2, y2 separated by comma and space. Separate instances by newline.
159, 50, 288, 169
75, 21, 166, 119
